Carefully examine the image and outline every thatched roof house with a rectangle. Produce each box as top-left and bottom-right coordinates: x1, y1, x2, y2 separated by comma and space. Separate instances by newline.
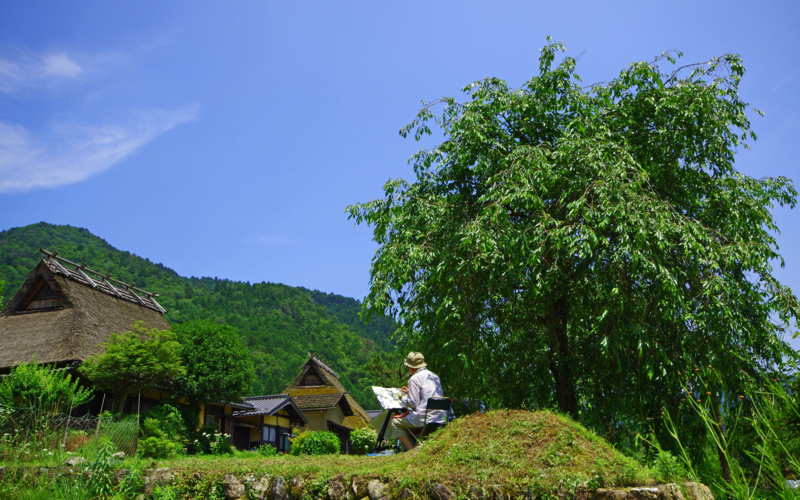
0, 250, 170, 372
282, 355, 371, 431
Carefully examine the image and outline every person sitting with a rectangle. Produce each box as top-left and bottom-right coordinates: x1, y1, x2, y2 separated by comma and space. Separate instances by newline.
387, 352, 446, 450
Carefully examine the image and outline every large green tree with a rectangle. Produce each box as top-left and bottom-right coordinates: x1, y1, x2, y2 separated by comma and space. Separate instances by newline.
172, 319, 255, 408
80, 321, 185, 413
347, 40, 799, 436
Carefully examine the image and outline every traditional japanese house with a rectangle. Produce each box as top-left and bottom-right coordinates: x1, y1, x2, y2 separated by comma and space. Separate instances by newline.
281, 355, 372, 453
0, 250, 246, 428
231, 394, 307, 451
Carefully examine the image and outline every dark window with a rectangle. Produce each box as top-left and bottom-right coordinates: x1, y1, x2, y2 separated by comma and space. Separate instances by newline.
262, 425, 277, 443
23, 280, 60, 311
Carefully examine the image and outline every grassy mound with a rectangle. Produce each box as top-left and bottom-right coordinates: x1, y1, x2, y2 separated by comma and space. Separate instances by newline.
134, 410, 658, 498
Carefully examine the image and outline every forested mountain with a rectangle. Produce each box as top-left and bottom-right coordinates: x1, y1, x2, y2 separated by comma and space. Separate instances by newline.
0, 222, 395, 409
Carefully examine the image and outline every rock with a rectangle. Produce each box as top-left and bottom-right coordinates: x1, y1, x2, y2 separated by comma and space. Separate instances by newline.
143, 468, 176, 496
192, 472, 204, 481
352, 476, 379, 499
683, 483, 714, 500
398, 488, 416, 500
629, 488, 659, 500
252, 477, 270, 500
0, 466, 6, 481
328, 480, 350, 500
222, 474, 245, 500
429, 483, 452, 500
659, 484, 686, 500
288, 476, 304, 500
63, 456, 86, 467
367, 480, 389, 500
113, 469, 129, 485
271, 476, 289, 500
593, 489, 628, 500
111, 451, 125, 460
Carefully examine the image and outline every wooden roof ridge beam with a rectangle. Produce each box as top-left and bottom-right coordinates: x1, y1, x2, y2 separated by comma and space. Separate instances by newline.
99, 273, 123, 298
38, 248, 160, 298
75, 263, 97, 289
124, 282, 147, 307
148, 295, 166, 314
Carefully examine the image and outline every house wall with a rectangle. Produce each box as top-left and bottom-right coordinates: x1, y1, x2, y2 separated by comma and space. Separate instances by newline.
303, 410, 328, 431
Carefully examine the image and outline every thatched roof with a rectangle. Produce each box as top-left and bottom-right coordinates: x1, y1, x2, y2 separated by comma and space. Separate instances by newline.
282, 356, 372, 425
0, 258, 170, 370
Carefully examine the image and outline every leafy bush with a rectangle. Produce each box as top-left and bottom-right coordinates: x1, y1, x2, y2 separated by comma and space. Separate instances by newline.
205, 431, 233, 455
142, 404, 187, 440
350, 427, 377, 455
0, 358, 93, 413
138, 436, 177, 459
86, 441, 117, 498
653, 449, 686, 482
290, 430, 340, 456
256, 444, 279, 457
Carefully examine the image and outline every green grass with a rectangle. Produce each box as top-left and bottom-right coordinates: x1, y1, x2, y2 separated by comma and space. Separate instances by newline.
1, 410, 666, 499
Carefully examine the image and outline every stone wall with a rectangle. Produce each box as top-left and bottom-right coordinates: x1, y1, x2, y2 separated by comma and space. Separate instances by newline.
159, 471, 714, 500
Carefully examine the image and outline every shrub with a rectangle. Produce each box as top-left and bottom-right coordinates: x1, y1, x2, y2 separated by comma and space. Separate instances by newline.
202, 430, 233, 455
350, 427, 377, 455
86, 441, 117, 498
653, 449, 686, 482
290, 430, 340, 456
256, 444, 279, 457
138, 436, 176, 459
0, 357, 93, 413
142, 404, 187, 441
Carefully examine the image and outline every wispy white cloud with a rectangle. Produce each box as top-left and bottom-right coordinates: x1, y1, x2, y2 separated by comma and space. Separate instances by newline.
0, 106, 198, 192
0, 48, 126, 93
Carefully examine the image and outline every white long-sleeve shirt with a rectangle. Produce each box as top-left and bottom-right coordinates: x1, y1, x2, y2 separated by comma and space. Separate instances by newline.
400, 367, 447, 427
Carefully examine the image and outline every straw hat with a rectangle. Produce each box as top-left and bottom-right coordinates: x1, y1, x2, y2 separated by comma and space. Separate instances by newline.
404, 352, 427, 369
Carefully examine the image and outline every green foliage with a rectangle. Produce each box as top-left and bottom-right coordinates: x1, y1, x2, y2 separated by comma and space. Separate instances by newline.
349, 426, 377, 455
0, 278, 4, 307
138, 435, 177, 459
289, 430, 340, 456
652, 450, 686, 483
151, 485, 179, 500
85, 440, 116, 498
0, 358, 93, 412
363, 352, 408, 388
0, 222, 395, 409
142, 404, 187, 440
256, 443, 279, 457
203, 429, 233, 455
347, 37, 799, 436
79, 321, 185, 413
172, 319, 255, 407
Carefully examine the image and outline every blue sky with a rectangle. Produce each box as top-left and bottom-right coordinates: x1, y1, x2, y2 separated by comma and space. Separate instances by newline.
1, 2, 798, 346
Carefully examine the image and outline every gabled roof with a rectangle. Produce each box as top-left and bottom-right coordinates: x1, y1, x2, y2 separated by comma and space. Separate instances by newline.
282, 355, 373, 425
292, 393, 353, 414
365, 410, 383, 420
0, 253, 170, 370
235, 394, 308, 424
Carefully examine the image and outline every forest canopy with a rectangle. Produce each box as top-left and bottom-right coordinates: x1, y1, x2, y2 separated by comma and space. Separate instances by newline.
0, 223, 397, 410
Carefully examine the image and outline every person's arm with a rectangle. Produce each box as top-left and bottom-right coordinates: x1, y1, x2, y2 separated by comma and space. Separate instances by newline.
401, 376, 420, 409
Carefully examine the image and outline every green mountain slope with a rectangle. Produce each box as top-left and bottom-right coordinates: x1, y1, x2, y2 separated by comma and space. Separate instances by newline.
0, 222, 394, 409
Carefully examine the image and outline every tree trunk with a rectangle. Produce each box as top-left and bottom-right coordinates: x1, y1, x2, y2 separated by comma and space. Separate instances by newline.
710, 395, 732, 484
547, 298, 578, 420
113, 390, 132, 415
